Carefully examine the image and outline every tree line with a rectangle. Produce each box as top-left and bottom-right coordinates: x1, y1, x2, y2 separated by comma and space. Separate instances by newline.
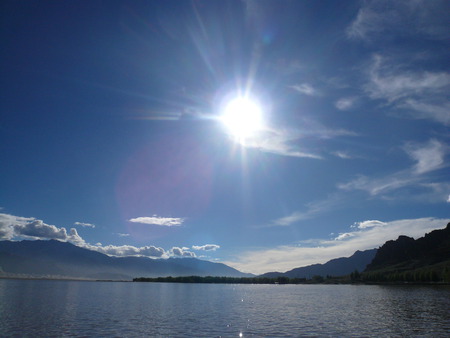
134, 276, 312, 284
133, 275, 356, 284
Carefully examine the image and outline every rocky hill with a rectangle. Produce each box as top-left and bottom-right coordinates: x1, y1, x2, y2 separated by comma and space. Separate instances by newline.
363, 223, 450, 282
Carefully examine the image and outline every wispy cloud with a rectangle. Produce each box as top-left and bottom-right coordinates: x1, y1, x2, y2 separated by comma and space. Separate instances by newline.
399, 100, 450, 126
272, 211, 310, 227
241, 122, 357, 159
289, 83, 320, 96
128, 216, 185, 226
367, 55, 450, 103
347, 5, 381, 40
404, 139, 447, 174
347, 0, 450, 41
334, 232, 355, 241
242, 128, 323, 159
352, 220, 386, 229
192, 244, 220, 251
270, 194, 341, 227
365, 55, 450, 126
416, 183, 450, 204
338, 174, 418, 197
338, 139, 448, 200
116, 233, 130, 237
225, 217, 448, 274
335, 97, 357, 111
74, 222, 95, 228
331, 151, 353, 159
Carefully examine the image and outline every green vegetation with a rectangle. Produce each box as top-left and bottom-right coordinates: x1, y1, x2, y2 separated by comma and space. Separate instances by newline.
134, 265, 450, 285
361, 223, 450, 284
362, 261, 450, 283
135, 276, 301, 284
133, 275, 352, 284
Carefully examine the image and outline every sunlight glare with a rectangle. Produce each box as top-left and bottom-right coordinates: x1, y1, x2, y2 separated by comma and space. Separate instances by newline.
221, 97, 263, 141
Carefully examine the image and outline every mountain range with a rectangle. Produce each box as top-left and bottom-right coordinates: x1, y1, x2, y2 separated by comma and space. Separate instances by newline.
1, 223, 448, 281
0, 240, 251, 280
260, 249, 377, 279
0, 239, 377, 281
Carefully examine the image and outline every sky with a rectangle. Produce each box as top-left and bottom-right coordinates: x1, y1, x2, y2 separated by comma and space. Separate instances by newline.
0, 0, 449, 274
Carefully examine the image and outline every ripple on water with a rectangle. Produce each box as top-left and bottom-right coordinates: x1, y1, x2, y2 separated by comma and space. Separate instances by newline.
1, 281, 449, 337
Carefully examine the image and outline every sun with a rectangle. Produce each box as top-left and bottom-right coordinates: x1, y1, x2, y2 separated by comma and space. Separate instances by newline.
220, 97, 263, 141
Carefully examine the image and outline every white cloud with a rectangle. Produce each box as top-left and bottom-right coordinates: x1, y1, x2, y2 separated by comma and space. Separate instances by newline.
0, 213, 24, 239
290, 83, 320, 96
0, 212, 195, 259
89, 243, 198, 259
353, 220, 387, 229
334, 233, 355, 241
74, 222, 95, 228
0, 213, 84, 245
128, 216, 184, 226
225, 217, 448, 274
171, 247, 196, 257
192, 244, 220, 251
90, 243, 166, 258
335, 97, 357, 111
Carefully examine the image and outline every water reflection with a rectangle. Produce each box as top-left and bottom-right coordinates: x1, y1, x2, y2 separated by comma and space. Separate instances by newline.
1, 280, 449, 337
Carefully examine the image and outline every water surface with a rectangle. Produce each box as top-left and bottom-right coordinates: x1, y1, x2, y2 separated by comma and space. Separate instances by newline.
1, 279, 449, 337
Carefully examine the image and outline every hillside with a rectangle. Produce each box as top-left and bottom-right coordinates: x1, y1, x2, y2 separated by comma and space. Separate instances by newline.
363, 223, 450, 282
0, 240, 251, 280
260, 249, 377, 278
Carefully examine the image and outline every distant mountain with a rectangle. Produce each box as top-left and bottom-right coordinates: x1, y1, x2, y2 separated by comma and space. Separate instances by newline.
0, 240, 252, 280
260, 249, 377, 278
363, 223, 450, 282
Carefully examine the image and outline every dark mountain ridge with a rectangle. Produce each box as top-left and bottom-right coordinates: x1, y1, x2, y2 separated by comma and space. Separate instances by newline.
363, 222, 450, 282
367, 222, 450, 270
260, 249, 377, 278
0, 240, 251, 280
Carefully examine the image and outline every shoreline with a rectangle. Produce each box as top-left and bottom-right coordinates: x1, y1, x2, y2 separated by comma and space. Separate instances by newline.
2, 275, 448, 286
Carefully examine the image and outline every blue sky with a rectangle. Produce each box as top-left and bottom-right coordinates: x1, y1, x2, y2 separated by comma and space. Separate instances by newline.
1, 0, 449, 274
